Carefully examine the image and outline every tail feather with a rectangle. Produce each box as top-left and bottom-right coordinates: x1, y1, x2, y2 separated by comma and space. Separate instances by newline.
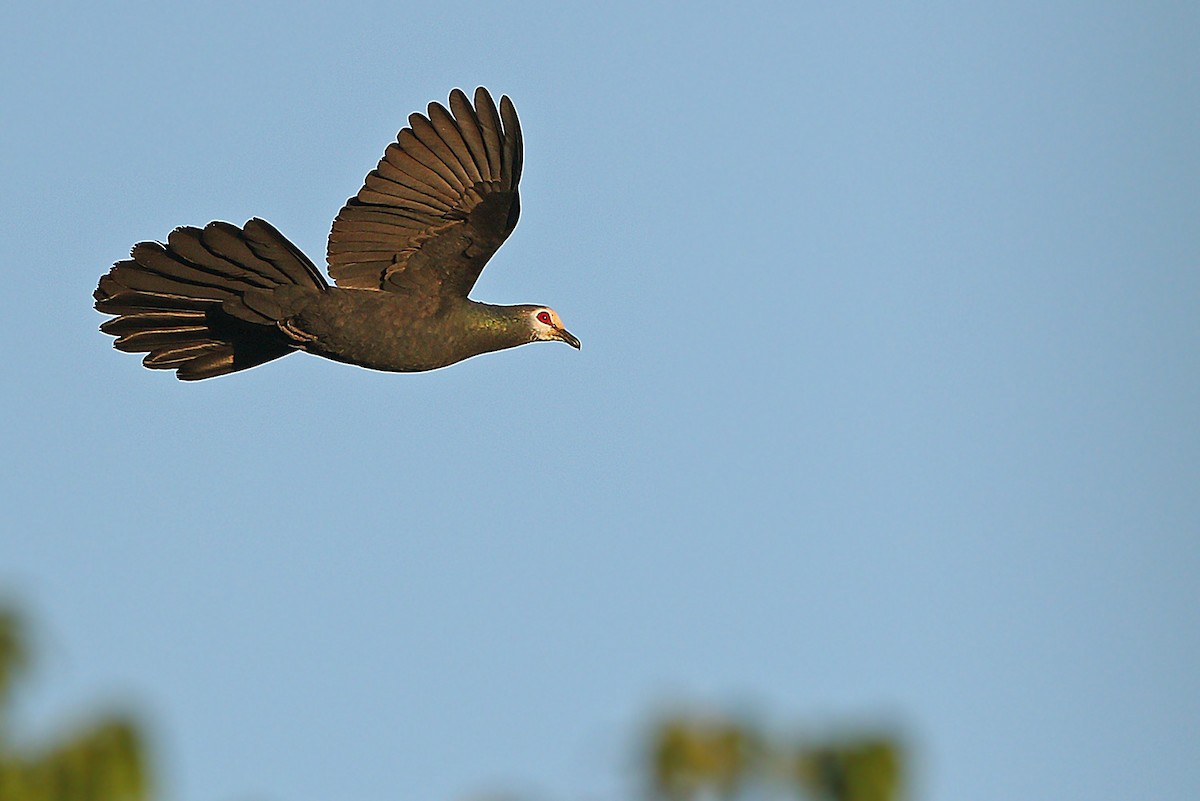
94, 218, 327, 380
111, 326, 212, 352
177, 350, 250, 382
102, 256, 239, 303
239, 219, 329, 288
136, 239, 272, 294
195, 222, 318, 289
100, 312, 207, 336
162, 228, 280, 290
143, 342, 227, 367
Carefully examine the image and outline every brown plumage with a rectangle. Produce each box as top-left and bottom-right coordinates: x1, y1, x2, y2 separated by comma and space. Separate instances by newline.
94, 88, 578, 381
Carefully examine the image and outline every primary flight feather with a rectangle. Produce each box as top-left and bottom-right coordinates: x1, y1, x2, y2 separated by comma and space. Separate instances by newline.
94, 88, 579, 381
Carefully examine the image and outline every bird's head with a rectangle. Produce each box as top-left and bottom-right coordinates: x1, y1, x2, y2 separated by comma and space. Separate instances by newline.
527, 306, 580, 349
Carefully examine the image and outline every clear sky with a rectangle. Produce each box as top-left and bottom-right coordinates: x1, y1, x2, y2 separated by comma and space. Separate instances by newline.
1, 2, 1197, 800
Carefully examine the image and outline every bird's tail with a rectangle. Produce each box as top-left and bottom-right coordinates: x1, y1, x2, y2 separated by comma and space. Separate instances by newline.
94, 218, 328, 381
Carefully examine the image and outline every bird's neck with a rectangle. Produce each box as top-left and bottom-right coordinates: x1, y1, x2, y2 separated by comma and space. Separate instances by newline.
458, 302, 534, 353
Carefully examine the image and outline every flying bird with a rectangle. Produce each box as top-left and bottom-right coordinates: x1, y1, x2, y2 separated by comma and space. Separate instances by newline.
93, 87, 578, 381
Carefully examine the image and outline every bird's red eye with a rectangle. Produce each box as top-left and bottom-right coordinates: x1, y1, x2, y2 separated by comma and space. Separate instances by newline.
537, 311, 552, 325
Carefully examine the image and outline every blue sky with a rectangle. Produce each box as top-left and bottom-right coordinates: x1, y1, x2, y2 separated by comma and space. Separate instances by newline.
1, 2, 1197, 800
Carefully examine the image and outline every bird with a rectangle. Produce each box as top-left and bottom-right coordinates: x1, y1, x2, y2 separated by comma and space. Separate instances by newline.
93, 87, 579, 381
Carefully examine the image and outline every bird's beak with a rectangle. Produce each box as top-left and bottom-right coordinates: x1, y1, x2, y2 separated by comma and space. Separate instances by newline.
557, 328, 581, 349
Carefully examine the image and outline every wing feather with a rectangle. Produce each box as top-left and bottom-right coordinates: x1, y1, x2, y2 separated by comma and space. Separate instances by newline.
396, 128, 463, 193
450, 89, 492, 181
383, 138, 457, 198
327, 87, 523, 296
474, 88, 504, 179
499, 96, 523, 190
361, 173, 452, 215
410, 113, 472, 187
429, 102, 483, 183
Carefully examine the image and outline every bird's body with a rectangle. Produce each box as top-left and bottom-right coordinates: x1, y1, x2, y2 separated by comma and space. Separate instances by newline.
93, 88, 578, 380
289, 290, 554, 373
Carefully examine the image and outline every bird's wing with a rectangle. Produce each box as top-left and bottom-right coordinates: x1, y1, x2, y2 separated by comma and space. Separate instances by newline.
326, 87, 523, 302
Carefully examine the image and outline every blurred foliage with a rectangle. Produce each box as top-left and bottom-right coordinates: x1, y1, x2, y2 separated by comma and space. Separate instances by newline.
0, 610, 25, 719
0, 609, 149, 801
0, 607, 906, 801
648, 714, 904, 801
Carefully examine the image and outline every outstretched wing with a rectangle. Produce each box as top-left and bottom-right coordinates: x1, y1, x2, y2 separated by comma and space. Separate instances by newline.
327, 87, 523, 302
